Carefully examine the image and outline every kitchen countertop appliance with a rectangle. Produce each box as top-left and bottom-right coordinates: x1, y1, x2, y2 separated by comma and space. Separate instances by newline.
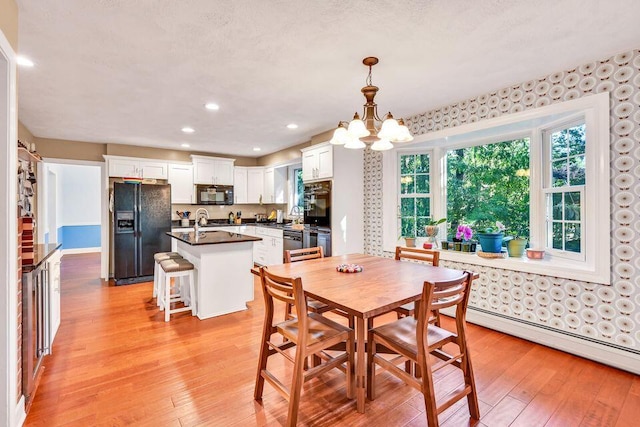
113, 183, 171, 285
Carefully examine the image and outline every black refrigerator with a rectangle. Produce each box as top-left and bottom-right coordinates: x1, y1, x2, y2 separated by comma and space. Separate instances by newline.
113, 183, 171, 285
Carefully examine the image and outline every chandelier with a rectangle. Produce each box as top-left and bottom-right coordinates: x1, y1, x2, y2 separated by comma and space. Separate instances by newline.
329, 57, 413, 151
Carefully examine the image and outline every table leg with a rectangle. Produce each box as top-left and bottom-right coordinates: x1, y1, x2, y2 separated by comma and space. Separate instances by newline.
356, 316, 366, 413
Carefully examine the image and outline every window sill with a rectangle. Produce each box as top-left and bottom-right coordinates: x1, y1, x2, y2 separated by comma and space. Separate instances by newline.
438, 249, 609, 285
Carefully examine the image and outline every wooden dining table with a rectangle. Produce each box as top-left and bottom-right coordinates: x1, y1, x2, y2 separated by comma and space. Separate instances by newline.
263, 253, 469, 414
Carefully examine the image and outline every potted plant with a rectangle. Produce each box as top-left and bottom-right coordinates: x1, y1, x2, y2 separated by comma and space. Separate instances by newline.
456, 224, 474, 252
424, 217, 446, 249
475, 221, 511, 253
507, 232, 528, 257
403, 235, 416, 248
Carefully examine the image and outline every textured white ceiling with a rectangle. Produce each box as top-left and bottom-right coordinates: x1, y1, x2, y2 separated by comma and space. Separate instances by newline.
15, 0, 640, 157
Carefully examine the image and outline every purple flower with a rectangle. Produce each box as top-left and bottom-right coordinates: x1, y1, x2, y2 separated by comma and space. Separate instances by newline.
456, 225, 473, 241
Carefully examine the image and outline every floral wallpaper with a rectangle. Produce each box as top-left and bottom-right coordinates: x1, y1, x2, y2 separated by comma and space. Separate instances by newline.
363, 49, 640, 354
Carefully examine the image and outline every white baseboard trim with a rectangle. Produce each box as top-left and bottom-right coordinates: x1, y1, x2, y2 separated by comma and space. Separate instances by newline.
441, 307, 640, 375
15, 396, 25, 427
61, 247, 101, 255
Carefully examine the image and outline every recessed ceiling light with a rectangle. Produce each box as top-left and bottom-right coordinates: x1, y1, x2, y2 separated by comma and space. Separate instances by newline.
17, 56, 34, 67
181, 143, 190, 148
253, 147, 261, 152
205, 103, 220, 110
286, 123, 298, 129
181, 127, 195, 133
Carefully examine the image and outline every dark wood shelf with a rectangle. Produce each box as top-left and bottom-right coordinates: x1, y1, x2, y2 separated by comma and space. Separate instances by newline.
18, 147, 41, 163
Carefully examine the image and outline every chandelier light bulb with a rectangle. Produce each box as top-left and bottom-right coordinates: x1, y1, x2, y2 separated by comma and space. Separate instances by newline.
378, 113, 401, 141
344, 137, 366, 149
395, 124, 414, 142
371, 138, 394, 151
330, 125, 350, 145
393, 118, 414, 142
347, 113, 370, 138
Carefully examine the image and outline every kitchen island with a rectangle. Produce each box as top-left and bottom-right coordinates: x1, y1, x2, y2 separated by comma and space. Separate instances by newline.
166, 230, 261, 320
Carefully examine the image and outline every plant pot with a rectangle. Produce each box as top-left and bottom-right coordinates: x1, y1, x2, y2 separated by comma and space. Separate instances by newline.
425, 225, 439, 238
507, 238, 528, 257
441, 241, 449, 250
404, 237, 416, 248
461, 242, 471, 252
454, 242, 462, 251
477, 232, 504, 253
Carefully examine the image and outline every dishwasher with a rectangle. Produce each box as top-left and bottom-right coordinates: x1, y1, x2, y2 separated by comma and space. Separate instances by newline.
283, 230, 303, 255
303, 229, 331, 257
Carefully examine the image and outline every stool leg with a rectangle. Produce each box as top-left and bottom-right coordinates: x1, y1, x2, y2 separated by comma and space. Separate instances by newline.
153, 261, 159, 298
164, 272, 171, 322
189, 270, 196, 316
180, 275, 189, 306
157, 266, 165, 308
158, 267, 165, 310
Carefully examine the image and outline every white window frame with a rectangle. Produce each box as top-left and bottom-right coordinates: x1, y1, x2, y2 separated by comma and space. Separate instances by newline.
286, 164, 303, 219
382, 92, 610, 284
397, 151, 433, 239
540, 117, 587, 262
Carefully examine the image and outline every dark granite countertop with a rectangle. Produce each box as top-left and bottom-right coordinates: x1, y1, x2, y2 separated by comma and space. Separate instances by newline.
166, 231, 262, 246
171, 220, 296, 230
23, 243, 62, 272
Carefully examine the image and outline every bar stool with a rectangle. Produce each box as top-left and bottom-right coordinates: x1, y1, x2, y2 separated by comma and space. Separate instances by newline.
159, 258, 196, 322
153, 252, 183, 304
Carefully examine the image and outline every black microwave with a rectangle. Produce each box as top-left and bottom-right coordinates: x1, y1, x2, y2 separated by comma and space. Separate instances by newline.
195, 185, 234, 205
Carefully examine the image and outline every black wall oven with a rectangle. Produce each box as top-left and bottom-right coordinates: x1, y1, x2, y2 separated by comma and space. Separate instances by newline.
303, 180, 331, 227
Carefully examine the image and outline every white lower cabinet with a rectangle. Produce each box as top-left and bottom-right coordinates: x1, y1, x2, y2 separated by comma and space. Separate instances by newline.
48, 250, 62, 344
254, 226, 283, 265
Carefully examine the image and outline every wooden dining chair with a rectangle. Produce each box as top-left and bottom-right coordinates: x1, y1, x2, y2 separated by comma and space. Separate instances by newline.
367, 271, 480, 427
393, 246, 441, 324
284, 246, 324, 263
284, 247, 354, 328
254, 267, 355, 427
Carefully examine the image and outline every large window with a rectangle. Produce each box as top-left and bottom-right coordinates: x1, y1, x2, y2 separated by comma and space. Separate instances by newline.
446, 138, 530, 239
544, 122, 585, 259
399, 153, 431, 238
383, 92, 610, 283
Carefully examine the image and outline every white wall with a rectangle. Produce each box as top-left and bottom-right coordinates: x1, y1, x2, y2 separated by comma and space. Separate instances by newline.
47, 163, 101, 226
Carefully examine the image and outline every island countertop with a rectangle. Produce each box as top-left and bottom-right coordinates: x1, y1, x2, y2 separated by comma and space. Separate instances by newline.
166, 230, 262, 246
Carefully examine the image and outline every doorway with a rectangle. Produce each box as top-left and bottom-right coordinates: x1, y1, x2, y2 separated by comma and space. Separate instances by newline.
38, 161, 102, 254
0, 28, 20, 426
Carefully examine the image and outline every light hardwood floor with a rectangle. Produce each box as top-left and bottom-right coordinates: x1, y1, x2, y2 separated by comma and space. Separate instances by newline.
24, 253, 639, 426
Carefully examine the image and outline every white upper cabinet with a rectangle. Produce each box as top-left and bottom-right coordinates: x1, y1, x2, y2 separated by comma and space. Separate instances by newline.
105, 156, 169, 179
301, 143, 333, 182
191, 155, 235, 185
108, 158, 138, 178
264, 167, 287, 204
234, 167, 248, 204
247, 167, 265, 204
168, 163, 194, 204
139, 160, 169, 179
